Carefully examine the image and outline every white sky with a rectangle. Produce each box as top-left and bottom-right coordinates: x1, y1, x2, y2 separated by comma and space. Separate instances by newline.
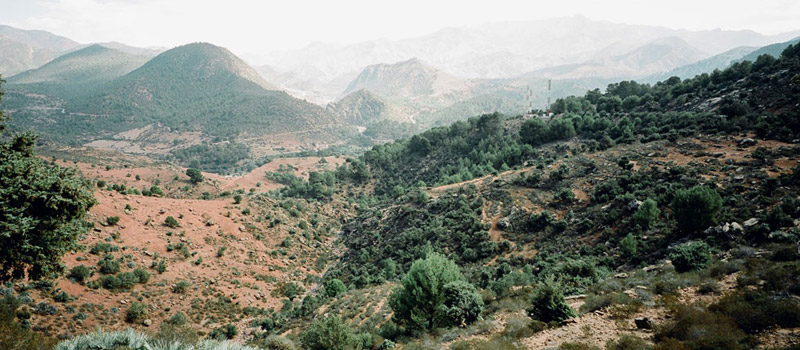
1, 0, 799, 57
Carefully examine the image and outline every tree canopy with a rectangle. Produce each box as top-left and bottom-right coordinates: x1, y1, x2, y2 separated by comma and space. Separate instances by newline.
0, 77, 96, 281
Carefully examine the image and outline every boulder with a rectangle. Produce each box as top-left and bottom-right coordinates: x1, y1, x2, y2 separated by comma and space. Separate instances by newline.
738, 138, 757, 147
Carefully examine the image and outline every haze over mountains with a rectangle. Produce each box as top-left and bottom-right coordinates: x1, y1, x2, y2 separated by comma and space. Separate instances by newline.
1, 16, 799, 166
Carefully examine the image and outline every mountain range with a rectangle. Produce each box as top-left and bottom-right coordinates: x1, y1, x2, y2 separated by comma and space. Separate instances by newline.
0, 18, 799, 162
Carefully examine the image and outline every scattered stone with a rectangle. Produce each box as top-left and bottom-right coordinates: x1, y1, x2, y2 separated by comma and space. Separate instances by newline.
93, 228, 102, 233
738, 138, 757, 147
744, 218, 759, 227
497, 217, 511, 230
635, 317, 654, 330
614, 273, 629, 279
628, 199, 643, 211
143, 319, 152, 327
159, 208, 166, 214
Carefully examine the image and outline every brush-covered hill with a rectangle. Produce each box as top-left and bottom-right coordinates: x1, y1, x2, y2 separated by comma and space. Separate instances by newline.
2, 43, 351, 156
8, 44, 149, 97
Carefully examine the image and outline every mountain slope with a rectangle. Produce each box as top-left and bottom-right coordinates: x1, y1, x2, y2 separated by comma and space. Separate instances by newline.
8, 44, 149, 92
326, 89, 412, 125
3, 42, 344, 148
73, 43, 328, 135
342, 58, 466, 101
0, 25, 81, 76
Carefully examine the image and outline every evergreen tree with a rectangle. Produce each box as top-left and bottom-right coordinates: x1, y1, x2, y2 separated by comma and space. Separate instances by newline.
0, 78, 96, 281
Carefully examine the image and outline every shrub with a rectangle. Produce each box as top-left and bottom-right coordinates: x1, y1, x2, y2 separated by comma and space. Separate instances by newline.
441, 280, 484, 327
710, 290, 800, 334
389, 252, 467, 331
233, 194, 243, 204
325, 278, 347, 297
68, 265, 91, 283
620, 233, 638, 258
671, 186, 722, 233
257, 335, 298, 350
100, 275, 121, 289
209, 323, 238, 340
186, 168, 204, 184
125, 302, 147, 323
668, 241, 712, 273
633, 198, 659, 228
164, 216, 181, 228
299, 315, 356, 350
90, 243, 119, 255
133, 268, 150, 284
605, 334, 652, 350
169, 312, 188, 326
527, 276, 576, 324
106, 216, 120, 226
98, 255, 120, 274
655, 303, 749, 350
173, 281, 191, 294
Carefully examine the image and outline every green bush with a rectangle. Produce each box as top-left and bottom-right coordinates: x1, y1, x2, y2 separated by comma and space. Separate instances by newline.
186, 168, 204, 184
257, 334, 298, 350
209, 324, 238, 340
710, 290, 800, 334
605, 334, 652, 350
169, 312, 188, 326
173, 281, 191, 294
325, 278, 347, 297
68, 265, 91, 283
655, 303, 750, 350
98, 255, 120, 274
106, 216, 120, 226
441, 280, 484, 327
668, 241, 712, 273
671, 186, 722, 233
527, 276, 576, 324
299, 315, 356, 350
164, 216, 181, 228
125, 302, 147, 323
632, 198, 659, 228
388, 252, 469, 331
620, 233, 638, 258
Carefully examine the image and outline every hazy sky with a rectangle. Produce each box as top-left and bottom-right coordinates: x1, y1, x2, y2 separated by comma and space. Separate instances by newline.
1, 0, 798, 57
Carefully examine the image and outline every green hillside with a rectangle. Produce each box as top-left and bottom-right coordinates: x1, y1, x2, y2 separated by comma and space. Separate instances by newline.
3, 43, 342, 142
8, 44, 149, 98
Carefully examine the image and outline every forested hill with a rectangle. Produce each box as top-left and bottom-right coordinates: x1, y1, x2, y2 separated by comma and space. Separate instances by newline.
2, 42, 346, 145
68, 42, 334, 137
341, 44, 800, 197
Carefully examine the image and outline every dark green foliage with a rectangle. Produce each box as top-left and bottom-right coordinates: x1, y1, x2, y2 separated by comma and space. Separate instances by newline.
671, 186, 723, 233
164, 215, 180, 228
233, 194, 242, 204
605, 335, 652, 350
209, 323, 238, 340
441, 280, 484, 327
68, 265, 91, 283
106, 216, 120, 225
169, 312, 188, 326
325, 278, 347, 297
299, 315, 357, 350
173, 280, 191, 294
125, 302, 147, 323
389, 253, 467, 332
90, 242, 119, 255
527, 277, 576, 324
0, 290, 57, 350
655, 303, 750, 350
335, 186, 493, 285
97, 254, 120, 274
0, 97, 96, 280
710, 290, 800, 334
185, 168, 203, 184
632, 198, 659, 228
668, 241, 712, 273
619, 233, 638, 259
